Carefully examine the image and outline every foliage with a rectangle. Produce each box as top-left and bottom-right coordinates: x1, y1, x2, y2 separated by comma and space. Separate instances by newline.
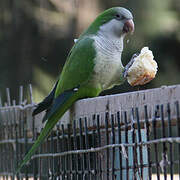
0, 0, 179, 101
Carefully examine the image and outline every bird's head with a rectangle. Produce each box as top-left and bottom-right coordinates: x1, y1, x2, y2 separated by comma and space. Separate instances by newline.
83, 7, 134, 38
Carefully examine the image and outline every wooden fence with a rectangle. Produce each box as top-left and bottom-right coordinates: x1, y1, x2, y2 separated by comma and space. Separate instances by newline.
0, 84, 180, 179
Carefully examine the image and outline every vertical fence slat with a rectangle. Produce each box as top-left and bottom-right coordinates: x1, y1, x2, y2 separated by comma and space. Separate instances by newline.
124, 111, 129, 180
105, 112, 109, 180
96, 114, 102, 179
33, 128, 38, 180
50, 131, 54, 179
167, 103, 173, 180
160, 104, 167, 180
111, 114, 115, 180
39, 135, 43, 180
73, 120, 78, 180
152, 105, 160, 180
24, 118, 28, 180
15, 116, 19, 180
144, 105, 152, 180
29, 84, 34, 104
67, 124, 72, 179
135, 107, 144, 179
175, 101, 180, 179
79, 118, 85, 179
0, 92, 2, 107
117, 111, 122, 180
6, 88, 11, 106
56, 125, 61, 179
84, 117, 90, 180
61, 124, 66, 180
19, 86, 23, 105
92, 114, 97, 180
131, 108, 137, 179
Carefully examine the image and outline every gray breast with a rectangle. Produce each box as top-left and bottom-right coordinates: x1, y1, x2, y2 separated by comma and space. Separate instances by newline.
91, 35, 125, 90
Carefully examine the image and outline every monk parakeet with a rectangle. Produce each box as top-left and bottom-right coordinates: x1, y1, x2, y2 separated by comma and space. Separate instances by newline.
16, 7, 134, 172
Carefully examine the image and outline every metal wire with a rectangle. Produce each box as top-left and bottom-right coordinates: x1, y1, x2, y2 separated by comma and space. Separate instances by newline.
29, 137, 180, 159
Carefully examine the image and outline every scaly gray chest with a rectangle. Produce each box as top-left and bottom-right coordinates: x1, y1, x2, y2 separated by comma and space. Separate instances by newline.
91, 35, 125, 90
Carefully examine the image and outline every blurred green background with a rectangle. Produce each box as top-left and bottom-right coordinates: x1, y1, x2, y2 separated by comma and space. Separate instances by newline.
0, 0, 180, 103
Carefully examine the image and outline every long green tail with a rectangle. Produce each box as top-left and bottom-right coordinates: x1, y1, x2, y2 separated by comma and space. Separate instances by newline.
16, 90, 78, 173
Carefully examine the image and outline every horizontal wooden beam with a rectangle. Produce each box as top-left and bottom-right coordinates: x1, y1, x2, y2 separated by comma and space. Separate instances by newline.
0, 85, 180, 137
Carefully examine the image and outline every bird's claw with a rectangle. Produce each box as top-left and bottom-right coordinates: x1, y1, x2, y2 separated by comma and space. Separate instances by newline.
123, 53, 139, 78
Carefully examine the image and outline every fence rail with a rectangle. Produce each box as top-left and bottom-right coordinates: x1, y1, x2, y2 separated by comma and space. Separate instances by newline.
0, 84, 180, 179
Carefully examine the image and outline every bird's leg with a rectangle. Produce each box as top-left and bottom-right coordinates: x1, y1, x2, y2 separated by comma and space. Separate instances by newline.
123, 53, 139, 78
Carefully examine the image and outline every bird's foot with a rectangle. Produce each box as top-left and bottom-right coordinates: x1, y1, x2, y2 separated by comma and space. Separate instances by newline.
123, 53, 139, 78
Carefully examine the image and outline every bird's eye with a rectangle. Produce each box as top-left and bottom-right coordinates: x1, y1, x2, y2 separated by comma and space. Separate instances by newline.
115, 14, 126, 20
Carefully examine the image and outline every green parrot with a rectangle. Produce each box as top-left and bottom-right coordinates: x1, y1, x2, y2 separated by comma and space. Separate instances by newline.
16, 7, 134, 172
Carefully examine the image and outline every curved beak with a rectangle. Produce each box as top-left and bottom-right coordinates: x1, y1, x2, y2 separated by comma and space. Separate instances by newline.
123, 19, 134, 34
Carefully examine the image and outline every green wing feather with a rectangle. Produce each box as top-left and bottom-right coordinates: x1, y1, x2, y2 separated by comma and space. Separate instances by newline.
55, 37, 96, 96
16, 36, 98, 173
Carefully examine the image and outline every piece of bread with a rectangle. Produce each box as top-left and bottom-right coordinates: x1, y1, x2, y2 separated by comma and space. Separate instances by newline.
127, 47, 158, 86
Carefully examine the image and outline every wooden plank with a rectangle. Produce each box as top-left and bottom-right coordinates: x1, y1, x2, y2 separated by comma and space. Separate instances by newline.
59, 84, 180, 131
0, 85, 180, 135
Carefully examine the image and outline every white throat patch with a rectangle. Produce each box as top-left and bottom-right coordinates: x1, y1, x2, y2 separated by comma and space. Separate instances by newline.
90, 29, 125, 90
99, 19, 125, 41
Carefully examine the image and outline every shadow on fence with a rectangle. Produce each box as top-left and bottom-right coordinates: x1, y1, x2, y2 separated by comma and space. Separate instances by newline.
0, 85, 180, 179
